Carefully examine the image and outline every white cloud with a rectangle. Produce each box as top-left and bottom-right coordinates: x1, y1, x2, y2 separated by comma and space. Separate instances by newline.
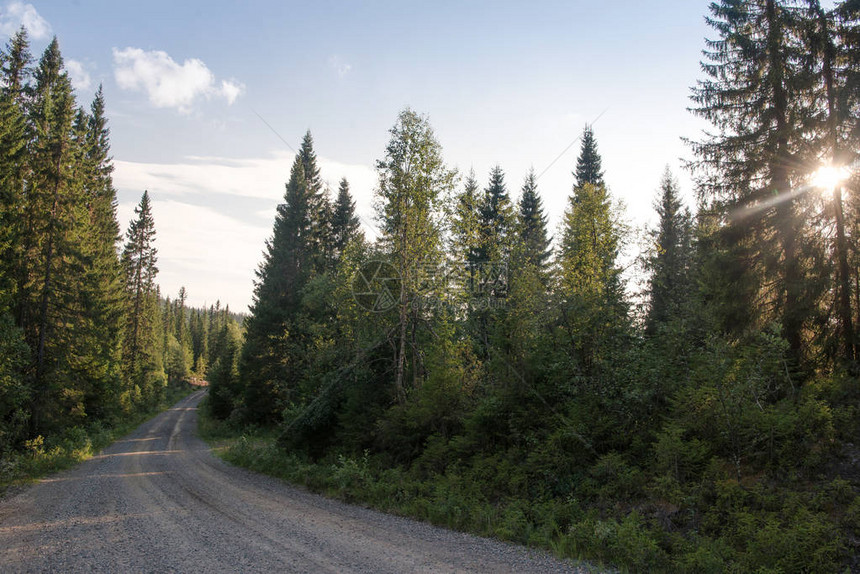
118, 198, 268, 312
328, 55, 352, 78
114, 152, 292, 201
114, 151, 378, 309
114, 151, 377, 215
219, 79, 243, 105
66, 59, 92, 92
0, 1, 51, 39
112, 47, 245, 113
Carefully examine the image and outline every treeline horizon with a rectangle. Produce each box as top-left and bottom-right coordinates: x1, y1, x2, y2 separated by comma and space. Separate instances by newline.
209, 1, 860, 571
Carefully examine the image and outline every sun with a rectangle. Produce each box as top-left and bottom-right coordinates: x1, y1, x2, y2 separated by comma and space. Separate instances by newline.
812, 164, 849, 193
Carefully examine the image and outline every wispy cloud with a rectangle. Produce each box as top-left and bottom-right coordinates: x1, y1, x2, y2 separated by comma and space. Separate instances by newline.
66, 59, 92, 92
112, 47, 245, 113
114, 151, 378, 309
114, 150, 376, 211
0, 1, 50, 39
328, 55, 352, 78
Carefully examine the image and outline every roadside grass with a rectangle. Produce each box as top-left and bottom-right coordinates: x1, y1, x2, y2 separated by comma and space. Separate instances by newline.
197, 400, 858, 574
0, 382, 195, 496
196, 402, 612, 573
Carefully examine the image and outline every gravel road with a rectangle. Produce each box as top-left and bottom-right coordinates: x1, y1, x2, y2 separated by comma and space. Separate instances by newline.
0, 390, 594, 573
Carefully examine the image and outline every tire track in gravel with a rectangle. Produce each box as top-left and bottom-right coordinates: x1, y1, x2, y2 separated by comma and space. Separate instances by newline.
0, 390, 597, 573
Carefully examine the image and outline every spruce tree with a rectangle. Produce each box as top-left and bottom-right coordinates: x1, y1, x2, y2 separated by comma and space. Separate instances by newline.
240, 151, 320, 422
451, 169, 481, 268
0, 29, 31, 446
560, 183, 623, 303
477, 165, 514, 265
330, 177, 362, 258
804, 0, 858, 363
574, 125, 604, 189
0, 31, 29, 311
690, 0, 821, 360
121, 190, 160, 388
26, 38, 82, 428
65, 87, 125, 418
190, 308, 209, 375
645, 168, 695, 334
2, 29, 32, 329
165, 286, 191, 381
207, 318, 243, 420
298, 131, 331, 273
559, 129, 627, 372
1, 27, 32, 104
517, 168, 552, 271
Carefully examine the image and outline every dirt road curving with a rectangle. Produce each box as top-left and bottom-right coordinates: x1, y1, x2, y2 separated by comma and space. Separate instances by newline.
0, 390, 592, 573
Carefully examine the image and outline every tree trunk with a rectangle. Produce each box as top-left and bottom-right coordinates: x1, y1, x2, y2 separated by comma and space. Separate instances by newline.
834, 186, 855, 362
818, 5, 856, 362
766, 0, 803, 361
394, 192, 408, 405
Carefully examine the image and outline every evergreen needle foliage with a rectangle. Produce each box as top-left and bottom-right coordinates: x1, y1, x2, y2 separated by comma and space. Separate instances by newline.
0, 31, 241, 471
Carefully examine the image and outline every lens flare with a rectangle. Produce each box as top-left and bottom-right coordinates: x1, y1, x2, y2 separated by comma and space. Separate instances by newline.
812, 165, 849, 193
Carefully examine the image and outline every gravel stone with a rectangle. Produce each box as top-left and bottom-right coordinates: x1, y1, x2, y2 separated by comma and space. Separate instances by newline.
0, 391, 601, 573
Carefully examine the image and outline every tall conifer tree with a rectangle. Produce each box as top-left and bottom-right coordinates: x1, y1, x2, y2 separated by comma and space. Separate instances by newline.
66, 87, 125, 417
330, 177, 362, 258
121, 190, 160, 390
0, 30, 30, 310
559, 129, 626, 371
645, 168, 695, 334
574, 125, 604, 189
690, 0, 821, 360
451, 169, 481, 269
477, 165, 514, 265
26, 38, 82, 428
517, 168, 551, 271
241, 148, 321, 421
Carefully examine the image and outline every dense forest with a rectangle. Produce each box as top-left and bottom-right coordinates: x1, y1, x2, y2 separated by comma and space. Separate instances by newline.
0, 28, 242, 466
205, 1, 860, 571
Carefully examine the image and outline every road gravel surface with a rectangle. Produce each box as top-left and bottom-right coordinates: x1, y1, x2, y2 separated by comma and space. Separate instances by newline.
0, 390, 594, 573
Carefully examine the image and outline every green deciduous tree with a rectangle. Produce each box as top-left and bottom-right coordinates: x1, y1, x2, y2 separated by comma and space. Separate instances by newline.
375, 108, 456, 403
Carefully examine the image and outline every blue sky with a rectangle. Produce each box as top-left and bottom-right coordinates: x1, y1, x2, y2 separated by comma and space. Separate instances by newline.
2, 1, 713, 310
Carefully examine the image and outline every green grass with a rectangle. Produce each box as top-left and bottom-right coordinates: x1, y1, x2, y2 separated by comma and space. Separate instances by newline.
0, 382, 195, 496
